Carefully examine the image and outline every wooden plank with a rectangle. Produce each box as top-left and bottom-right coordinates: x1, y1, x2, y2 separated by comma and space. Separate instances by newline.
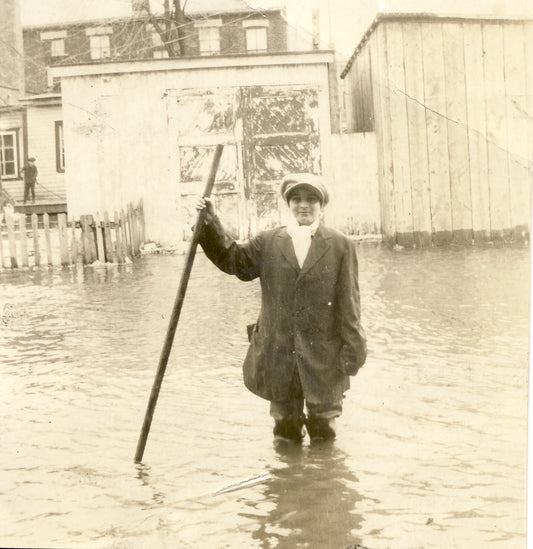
358, 46, 369, 131
80, 215, 91, 265
43, 213, 53, 267
103, 211, 116, 263
0, 221, 5, 269
58, 213, 70, 266
421, 22, 453, 245
372, 25, 396, 244
19, 214, 29, 268
503, 23, 530, 238
128, 204, 137, 256
6, 212, 18, 268
87, 217, 97, 263
525, 22, 533, 169
385, 21, 414, 247
70, 217, 78, 266
353, 56, 364, 132
114, 210, 125, 263
402, 21, 432, 247
463, 23, 491, 243
31, 214, 40, 267
95, 212, 106, 262
80, 215, 95, 265
525, 22, 533, 241
140, 200, 146, 244
362, 46, 374, 132
442, 22, 473, 244
122, 209, 131, 259
483, 23, 511, 241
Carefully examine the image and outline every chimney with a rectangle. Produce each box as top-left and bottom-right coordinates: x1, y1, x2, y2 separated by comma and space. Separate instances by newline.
132, 0, 150, 17
312, 9, 320, 49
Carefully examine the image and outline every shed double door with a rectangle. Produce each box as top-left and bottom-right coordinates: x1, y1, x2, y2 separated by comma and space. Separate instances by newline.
171, 85, 321, 239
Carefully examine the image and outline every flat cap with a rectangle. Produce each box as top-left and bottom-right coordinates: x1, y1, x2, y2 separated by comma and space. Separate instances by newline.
280, 173, 330, 206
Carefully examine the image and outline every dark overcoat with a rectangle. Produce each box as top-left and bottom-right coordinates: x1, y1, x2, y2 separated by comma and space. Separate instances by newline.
198, 216, 367, 404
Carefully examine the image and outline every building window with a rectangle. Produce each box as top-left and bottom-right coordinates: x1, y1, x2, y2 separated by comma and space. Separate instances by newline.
243, 19, 269, 53
245, 27, 267, 53
151, 30, 169, 58
0, 131, 19, 179
195, 19, 222, 56
89, 35, 111, 60
50, 38, 65, 57
41, 30, 67, 58
55, 121, 65, 173
198, 27, 220, 55
153, 49, 169, 59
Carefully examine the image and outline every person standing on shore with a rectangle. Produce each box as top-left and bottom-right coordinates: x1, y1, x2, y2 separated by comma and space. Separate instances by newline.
21, 157, 37, 203
195, 173, 366, 443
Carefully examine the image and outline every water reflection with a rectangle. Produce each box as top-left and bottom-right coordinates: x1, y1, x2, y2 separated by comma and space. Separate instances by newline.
246, 442, 366, 549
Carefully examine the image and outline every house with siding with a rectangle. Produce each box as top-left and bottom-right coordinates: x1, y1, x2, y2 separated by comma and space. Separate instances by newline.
341, 7, 532, 246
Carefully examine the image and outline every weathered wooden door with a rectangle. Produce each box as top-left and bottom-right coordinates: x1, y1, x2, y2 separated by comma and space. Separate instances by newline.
242, 85, 321, 232
173, 88, 244, 239
171, 85, 321, 238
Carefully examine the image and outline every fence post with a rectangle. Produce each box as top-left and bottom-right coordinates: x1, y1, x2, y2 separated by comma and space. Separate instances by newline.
114, 211, 124, 263
80, 215, 96, 264
103, 211, 116, 263
70, 217, 78, 266
0, 218, 5, 269
43, 213, 53, 267
6, 212, 17, 268
125, 206, 135, 258
58, 213, 70, 266
31, 214, 40, 268
120, 209, 130, 261
19, 214, 29, 268
139, 199, 146, 246
95, 212, 105, 262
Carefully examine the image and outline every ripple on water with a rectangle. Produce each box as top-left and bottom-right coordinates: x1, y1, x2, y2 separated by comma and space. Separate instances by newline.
0, 246, 529, 548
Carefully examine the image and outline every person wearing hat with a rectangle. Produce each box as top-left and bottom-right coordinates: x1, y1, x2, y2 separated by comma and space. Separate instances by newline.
195, 173, 366, 443
20, 157, 38, 203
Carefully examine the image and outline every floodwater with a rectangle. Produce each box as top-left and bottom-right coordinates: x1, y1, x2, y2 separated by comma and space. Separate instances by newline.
0, 243, 529, 549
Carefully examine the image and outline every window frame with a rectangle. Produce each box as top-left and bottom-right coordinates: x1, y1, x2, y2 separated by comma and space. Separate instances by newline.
55, 121, 65, 173
195, 19, 222, 56
89, 34, 111, 60
50, 38, 66, 58
198, 26, 221, 56
245, 26, 268, 53
0, 129, 20, 180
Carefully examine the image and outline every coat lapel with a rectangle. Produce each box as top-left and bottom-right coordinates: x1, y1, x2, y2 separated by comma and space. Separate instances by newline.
298, 224, 331, 279
276, 228, 300, 273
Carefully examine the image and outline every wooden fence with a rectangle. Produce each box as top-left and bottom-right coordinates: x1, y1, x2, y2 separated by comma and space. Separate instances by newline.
0, 201, 145, 270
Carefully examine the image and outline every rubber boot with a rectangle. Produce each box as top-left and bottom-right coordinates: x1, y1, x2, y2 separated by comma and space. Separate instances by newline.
273, 415, 306, 443
306, 416, 336, 441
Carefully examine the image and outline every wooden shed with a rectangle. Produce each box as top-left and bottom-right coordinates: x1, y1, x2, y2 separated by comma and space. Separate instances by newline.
342, 13, 532, 246
50, 51, 379, 246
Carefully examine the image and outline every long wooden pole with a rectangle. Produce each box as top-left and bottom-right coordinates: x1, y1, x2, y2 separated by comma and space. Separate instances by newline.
134, 144, 224, 463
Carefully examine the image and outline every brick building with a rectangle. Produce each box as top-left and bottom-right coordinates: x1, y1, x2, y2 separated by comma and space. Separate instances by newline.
23, 6, 289, 94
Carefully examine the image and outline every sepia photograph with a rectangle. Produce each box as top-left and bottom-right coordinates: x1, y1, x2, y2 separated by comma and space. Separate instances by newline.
0, 0, 531, 547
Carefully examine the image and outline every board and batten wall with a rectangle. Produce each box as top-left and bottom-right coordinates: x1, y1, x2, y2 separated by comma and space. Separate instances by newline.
344, 15, 532, 246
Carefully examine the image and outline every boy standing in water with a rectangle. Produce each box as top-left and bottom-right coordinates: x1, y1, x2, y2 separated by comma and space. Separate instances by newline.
196, 173, 366, 443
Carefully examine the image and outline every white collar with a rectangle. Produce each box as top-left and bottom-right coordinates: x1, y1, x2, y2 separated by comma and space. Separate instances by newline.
286, 217, 320, 239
